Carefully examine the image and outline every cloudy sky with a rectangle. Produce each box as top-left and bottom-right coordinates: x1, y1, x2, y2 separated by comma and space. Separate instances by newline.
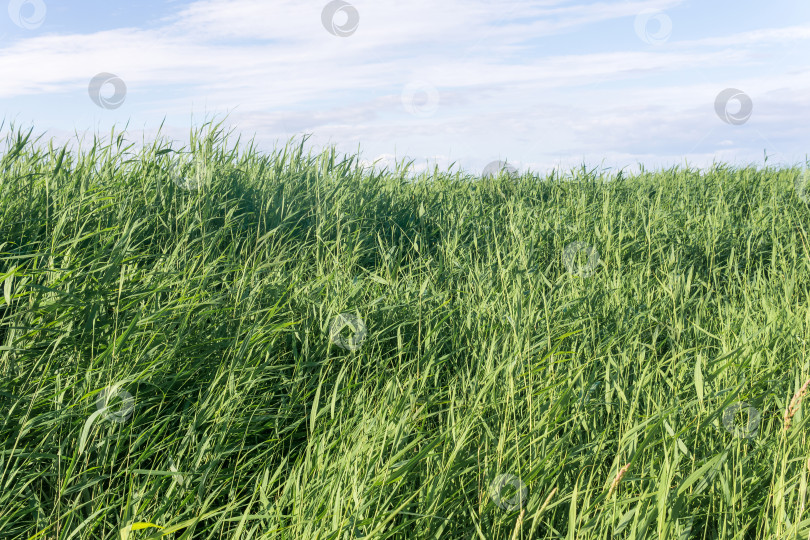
1, 0, 809, 177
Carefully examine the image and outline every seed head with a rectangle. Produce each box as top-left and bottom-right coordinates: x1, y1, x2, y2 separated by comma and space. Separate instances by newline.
784, 378, 810, 431
608, 463, 631, 497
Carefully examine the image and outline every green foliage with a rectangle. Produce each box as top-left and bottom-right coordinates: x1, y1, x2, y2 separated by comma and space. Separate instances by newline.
1, 120, 809, 538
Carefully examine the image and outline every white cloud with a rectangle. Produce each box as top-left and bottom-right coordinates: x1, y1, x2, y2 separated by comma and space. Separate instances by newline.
0, 0, 808, 173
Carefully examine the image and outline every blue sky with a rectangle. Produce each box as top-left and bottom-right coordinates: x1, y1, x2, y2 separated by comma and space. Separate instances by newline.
1, 0, 809, 177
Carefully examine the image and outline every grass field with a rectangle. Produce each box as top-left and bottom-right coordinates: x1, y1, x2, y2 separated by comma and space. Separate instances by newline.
1, 120, 810, 539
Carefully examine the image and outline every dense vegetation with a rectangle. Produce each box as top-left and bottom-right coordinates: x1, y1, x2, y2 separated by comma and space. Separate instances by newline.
1, 120, 809, 538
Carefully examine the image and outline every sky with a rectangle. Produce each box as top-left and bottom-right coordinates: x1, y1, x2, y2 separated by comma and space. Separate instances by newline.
1, 0, 809, 177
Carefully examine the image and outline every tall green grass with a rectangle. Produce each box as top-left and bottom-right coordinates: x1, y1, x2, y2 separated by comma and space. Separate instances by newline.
1, 119, 809, 539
